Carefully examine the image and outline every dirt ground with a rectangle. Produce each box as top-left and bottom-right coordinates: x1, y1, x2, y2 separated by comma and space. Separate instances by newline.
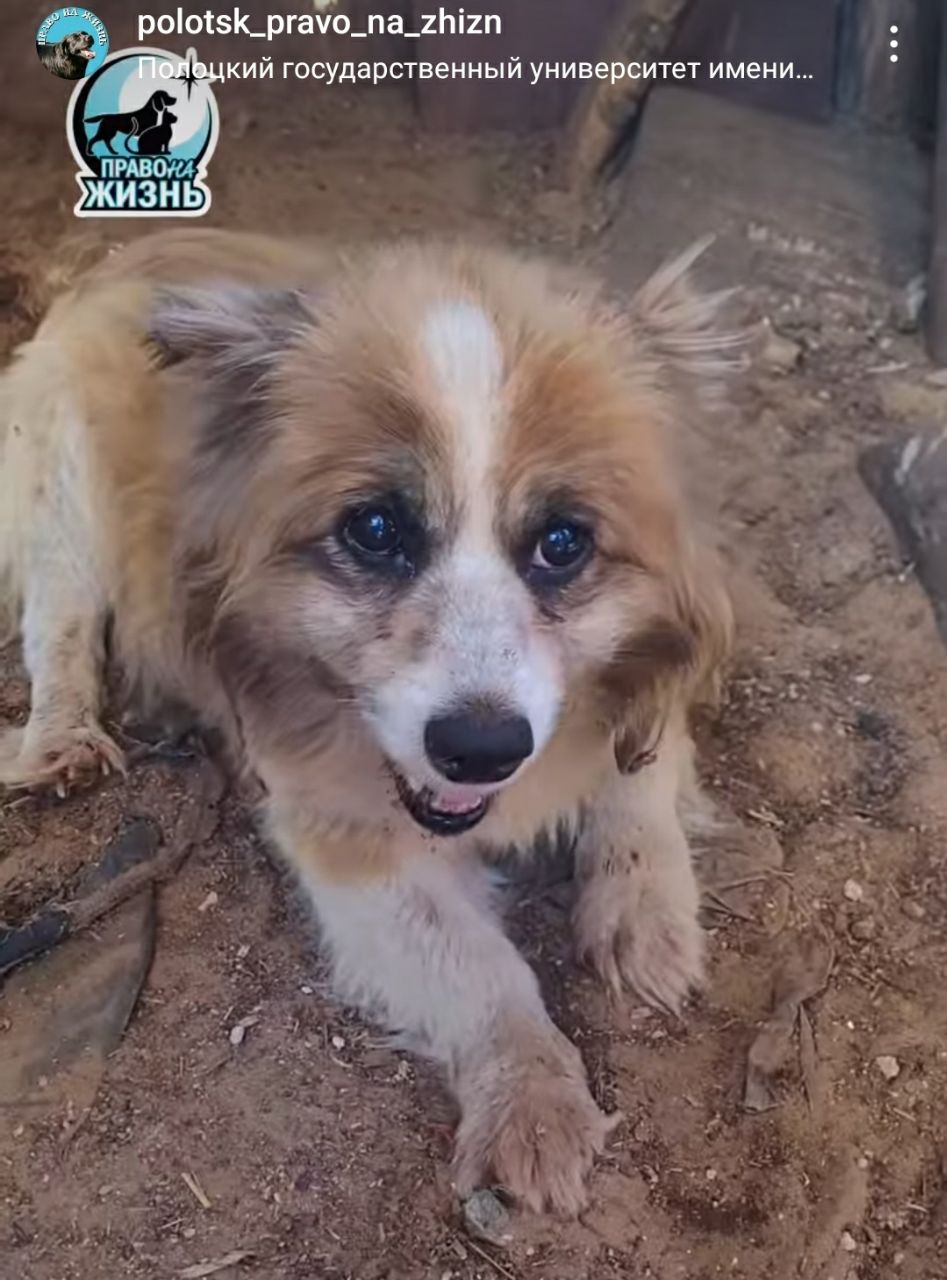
1, 61, 947, 1280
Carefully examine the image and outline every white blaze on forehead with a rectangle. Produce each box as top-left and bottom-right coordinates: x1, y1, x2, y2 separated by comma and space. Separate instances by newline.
421, 300, 502, 520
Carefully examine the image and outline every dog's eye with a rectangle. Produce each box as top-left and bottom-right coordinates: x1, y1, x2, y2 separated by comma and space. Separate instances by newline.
527, 519, 593, 584
344, 505, 402, 558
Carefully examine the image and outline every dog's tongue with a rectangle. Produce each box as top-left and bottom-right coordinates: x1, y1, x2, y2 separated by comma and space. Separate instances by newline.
428, 788, 485, 815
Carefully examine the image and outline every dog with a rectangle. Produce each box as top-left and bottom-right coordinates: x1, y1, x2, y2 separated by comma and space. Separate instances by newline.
84, 90, 176, 156
0, 229, 737, 1213
36, 30, 96, 80
135, 111, 177, 156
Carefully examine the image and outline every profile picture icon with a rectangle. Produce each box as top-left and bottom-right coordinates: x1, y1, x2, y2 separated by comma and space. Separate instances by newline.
36, 9, 109, 81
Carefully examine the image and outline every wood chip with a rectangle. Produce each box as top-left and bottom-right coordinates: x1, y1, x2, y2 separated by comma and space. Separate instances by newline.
181, 1170, 212, 1210
798, 1004, 821, 1112
179, 1251, 253, 1279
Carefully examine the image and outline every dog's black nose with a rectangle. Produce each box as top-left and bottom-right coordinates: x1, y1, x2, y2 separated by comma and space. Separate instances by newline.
424, 704, 534, 785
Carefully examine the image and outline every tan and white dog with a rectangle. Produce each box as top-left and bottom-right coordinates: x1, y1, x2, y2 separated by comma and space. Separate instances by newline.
0, 230, 737, 1213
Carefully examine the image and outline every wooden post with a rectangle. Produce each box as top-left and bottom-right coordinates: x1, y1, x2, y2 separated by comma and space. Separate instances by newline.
556, 0, 691, 195
927, 1, 947, 365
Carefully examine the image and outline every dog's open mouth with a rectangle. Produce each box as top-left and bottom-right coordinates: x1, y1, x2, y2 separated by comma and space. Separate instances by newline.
392, 769, 492, 836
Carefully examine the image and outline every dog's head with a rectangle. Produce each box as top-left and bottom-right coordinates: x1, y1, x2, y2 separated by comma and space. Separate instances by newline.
151, 242, 737, 835
150, 90, 176, 111
63, 31, 95, 59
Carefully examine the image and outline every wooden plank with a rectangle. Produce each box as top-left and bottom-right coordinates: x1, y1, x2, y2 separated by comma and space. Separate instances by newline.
411, 0, 622, 133
927, 1, 947, 365
669, 0, 838, 122
557, 0, 691, 193
840, 0, 941, 138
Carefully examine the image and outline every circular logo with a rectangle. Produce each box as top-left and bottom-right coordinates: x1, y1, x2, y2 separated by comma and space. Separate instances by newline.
67, 48, 220, 217
71, 50, 216, 176
36, 8, 109, 81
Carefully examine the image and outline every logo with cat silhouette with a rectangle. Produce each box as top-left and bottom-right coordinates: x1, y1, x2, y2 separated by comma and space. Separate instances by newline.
66, 46, 219, 218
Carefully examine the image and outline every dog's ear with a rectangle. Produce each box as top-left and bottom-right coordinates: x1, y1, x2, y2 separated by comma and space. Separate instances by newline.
148, 284, 312, 371
610, 542, 733, 775
628, 237, 747, 400
148, 285, 316, 469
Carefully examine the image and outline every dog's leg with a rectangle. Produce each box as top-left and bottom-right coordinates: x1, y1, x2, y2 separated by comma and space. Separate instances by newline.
293, 842, 616, 1213
0, 425, 124, 795
572, 720, 703, 1014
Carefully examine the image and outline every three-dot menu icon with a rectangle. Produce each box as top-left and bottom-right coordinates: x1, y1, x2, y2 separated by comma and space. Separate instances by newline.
889, 24, 898, 64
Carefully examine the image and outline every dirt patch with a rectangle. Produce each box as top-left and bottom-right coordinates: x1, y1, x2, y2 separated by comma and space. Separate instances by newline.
1, 62, 946, 1280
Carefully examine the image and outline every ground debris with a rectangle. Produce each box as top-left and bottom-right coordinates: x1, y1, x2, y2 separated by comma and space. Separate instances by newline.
744, 927, 835, 1112
461, 1188, 513, 1247
178, 1250, 253, 1278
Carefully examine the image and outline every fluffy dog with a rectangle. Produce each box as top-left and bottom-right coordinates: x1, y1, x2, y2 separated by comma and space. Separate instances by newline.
36, 30, 96, 79
0, 230, 737, 1212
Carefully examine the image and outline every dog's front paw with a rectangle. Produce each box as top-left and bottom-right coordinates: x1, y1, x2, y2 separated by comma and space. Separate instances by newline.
454, 1026, 619, 1215
0, 720, 126, 797
574, 867, 703, 1014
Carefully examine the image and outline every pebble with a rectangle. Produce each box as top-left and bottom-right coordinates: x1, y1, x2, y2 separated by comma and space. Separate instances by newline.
331, 1034, 346, 1050
761, 328, 802, 373
850, 916, 877, 941
228, 1014, 260, 1047
462, 1189, 513, 1247
901, 900, 925, 921
843, 879, 864, 902
841, 1230, 857, 1253
875, 1055, 900, 1081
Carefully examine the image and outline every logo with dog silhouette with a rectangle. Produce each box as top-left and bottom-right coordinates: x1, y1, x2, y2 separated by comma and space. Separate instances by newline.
66, 46, 219, 218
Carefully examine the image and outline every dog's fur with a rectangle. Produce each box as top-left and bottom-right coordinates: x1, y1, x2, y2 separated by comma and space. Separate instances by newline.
36, 30, 96, 79
0, 230, 738, 1213
84, 90, 176, 156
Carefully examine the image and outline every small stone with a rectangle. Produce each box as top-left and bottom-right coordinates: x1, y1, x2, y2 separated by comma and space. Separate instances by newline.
331, 1034, 346, 1051
853, 673, 873, 686
901, 900, 925, 921
875, 1055, 900, 1081
197, 890, 219, 913
236, 944, 250, 960
300, 984, 313, 995
841, 1230, 857, 1253
462, 1189, 512, 1247
850, 916, 877, 941
761, 328, 802, 373
228, 1014, 259, 1047
843, 879, 864, 902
